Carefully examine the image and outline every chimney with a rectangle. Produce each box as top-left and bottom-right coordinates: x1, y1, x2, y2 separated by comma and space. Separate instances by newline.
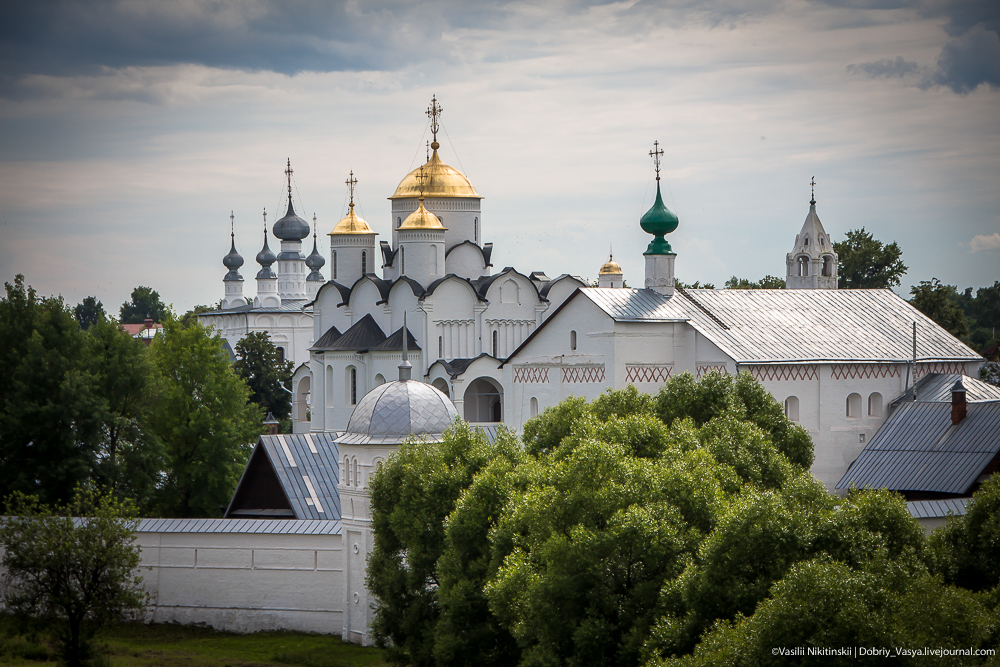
951, 378, 967, 425
263, 412, 279, 435
144, 318, 154, 330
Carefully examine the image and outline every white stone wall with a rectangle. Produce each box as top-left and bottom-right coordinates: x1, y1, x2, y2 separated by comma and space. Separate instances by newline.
391, 198, 481, 251
330, 234, 377, 285
136, 529, 345, 635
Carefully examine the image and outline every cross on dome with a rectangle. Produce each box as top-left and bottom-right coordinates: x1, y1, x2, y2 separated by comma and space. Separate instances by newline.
426, 95, 442, 150
285, 158, 294, 204
346, 171, 358, 208
810, 176, 817, 205
649, 140, 664, 181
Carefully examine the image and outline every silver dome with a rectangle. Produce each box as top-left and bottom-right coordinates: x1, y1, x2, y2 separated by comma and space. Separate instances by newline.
346, 380, 458, 438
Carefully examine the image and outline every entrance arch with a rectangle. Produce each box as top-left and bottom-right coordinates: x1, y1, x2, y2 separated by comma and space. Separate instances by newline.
464, 377, 503, 423
296, 375, 311, 422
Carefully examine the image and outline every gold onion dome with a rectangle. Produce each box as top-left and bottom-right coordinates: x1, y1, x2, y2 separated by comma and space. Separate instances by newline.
599, 255, 622, 275
398, 198, 446, 230
390, 149, 481, 199
329, 204, 374, 235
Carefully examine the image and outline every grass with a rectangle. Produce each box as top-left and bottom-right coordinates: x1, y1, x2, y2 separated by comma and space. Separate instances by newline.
0, 618, 389, 667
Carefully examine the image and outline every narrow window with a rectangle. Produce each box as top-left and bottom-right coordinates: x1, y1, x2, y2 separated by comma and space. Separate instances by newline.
333, 250, 338, 280
349, 367, 357, 405
397, 217, 402, 228
492, 330, 498, 357
474, 217, 478, 243
846, 393, 862, 418
570, 330, 577, 351
868, 392, 883, 418
361, 250, 367, 275
400, 247, 405, 275
803, 236, 809, 246
430, 244, 437, 274
530, 397, 538, 418
784, 396, 799, 422
439, 335, 444, 359
276, 346, 285, 363
343, 455, 351, 486
353, 457, 359, 487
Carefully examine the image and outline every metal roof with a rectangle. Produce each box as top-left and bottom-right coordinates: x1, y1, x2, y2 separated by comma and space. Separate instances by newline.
893, 373, 1000, 405
578, 288, 980, 364
837, 401, 1000, 494
136, 517, 342, 535
228, 433, 341, 521
906, 498, 968, 520
325, 314, 386, 351
373, 326, 421, 351
311, 324, 342, 351
200, 298, 311, 315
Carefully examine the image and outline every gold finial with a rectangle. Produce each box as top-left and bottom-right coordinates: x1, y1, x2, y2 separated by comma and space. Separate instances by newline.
285, 158, 294, 204
649, 140, 664, 181
810, 176, 816, 205
345, 171, 358, 210
426, 94, 442, 150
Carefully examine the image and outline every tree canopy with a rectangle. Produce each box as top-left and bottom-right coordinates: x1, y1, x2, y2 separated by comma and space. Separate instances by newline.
119, 286, 169, 324
909, 278, 969, 338
724, 275, 785, 289
833, 228, 907, 289
74, 296, 106, 330
234, 331, 294, 423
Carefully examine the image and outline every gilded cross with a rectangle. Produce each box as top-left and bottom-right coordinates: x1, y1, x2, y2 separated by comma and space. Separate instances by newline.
416, 165, 426, 199
426, 95, 442, 145
649, 141, 664, 181
345, 171, 358, 207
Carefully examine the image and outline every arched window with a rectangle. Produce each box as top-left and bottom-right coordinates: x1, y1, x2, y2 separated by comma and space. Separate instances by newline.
784, 396, 799, 422
822, 255, 834, 277
353, 457, 359, 487
333, 250, 338, 280
803, 236, 809, 246
797, 256, 809, 277
400, 247, 405, 275
868, 392, 883, 418
348, 367, 357, 405
374, 373, 385, 386
439, 336, 444, 359
530, 397, 538, 418
570, 330, 577, 351
430, 244, 437, 274
820, 236, 825, 246
846, 393, 862, 418
500, 279, 519, 304
343, 455, 351, 486
397, 217, 402, 228
492, 330, 498, 357
474, 217, 478, 243
276, 347, 285, 363
361, 250, 367, 275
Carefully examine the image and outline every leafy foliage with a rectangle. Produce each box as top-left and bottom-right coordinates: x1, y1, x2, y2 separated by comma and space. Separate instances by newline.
234, 331, 294, 422
929, 475, 1000, 593
119, 286, 169, 324
179, 303, 218, 328
833, 227, 907, 289
674, 280, 716, 290
909, 278, 969, 338
724, 275, 785, 289
0, 275, 102, 507
74, 296, 106, 330
147, 318, 261, 517
0, 489, 150, 667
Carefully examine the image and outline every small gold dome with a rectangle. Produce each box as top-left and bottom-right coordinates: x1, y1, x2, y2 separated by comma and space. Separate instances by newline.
599, 255, 622, 275
398, 199, 446, 231
390, 150, 481, 200
329, 204, 374, 235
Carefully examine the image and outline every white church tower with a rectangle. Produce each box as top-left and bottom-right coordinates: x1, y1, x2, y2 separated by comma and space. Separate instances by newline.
305, 214, 326, 299
786, 178, 838, 290
273, 159, 311, 300
641, 141, 679, 297
328, 172, 377, 284
598, 252, 624, 288
254, 210, 280, 309
221, 211, 246, 309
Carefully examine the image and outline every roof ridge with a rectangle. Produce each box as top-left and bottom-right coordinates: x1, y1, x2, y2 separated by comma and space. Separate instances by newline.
675, 286, 729, 330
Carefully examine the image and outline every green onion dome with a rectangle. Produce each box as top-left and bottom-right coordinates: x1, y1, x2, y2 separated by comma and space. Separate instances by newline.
640, 182, 679, 255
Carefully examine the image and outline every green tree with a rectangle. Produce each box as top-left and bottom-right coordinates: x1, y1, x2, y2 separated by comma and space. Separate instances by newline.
119, 286, 168, 324
0, 275, 101, 508
909, 278, 969, 338
929, 475, 1000, 593
74, 296, 106, 330
834, 228, 907, 289
85, 318, 164, 511
234, 331, 294, 422
0, 489, 150, 667
179, 303, 218, 329
147, 319, 261, 517
675, 280, 716, 290
974, 281, 1000, 331
724, 275, 785, 289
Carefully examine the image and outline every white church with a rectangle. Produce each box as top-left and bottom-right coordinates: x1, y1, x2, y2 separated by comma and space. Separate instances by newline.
145, 96, 985, 643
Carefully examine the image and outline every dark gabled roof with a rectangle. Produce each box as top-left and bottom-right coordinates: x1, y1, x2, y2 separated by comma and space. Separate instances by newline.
373, 325, 421, 351
310, 324, 342, 351
391, 276, 425, 299
225, 433, 341, 521
892, 373, 1000, 406
445, 240, 494, 268
326, 313, 386, 351
350, 274, 393, 305
305, 280, 353, 309
836, 400, 1000, 495
907, 498, 968, 520
429, 353, 497, 378
539, 273, 586, 298
472, 266, 547, 302
380, 240, 396, 268
422, 274, 488, 302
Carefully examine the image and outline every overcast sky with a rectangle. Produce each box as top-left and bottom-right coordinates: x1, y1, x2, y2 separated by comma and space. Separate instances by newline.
0, 0, 997, 314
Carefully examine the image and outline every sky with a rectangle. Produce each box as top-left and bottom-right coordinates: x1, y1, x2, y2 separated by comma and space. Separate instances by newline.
0, 0, 997, 314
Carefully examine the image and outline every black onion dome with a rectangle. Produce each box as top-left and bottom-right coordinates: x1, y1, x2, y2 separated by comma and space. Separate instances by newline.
273, 199, 310, 241
223, 237, 244, 270
306, 238, 325, 270
256, 233, 276, 267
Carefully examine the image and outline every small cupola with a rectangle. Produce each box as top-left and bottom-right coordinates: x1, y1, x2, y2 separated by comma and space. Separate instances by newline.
272, 159, 310, 242
598, 251, 623, 288
641, 141, 678, 296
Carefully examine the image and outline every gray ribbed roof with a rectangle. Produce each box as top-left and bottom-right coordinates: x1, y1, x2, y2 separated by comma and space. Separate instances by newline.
345, 380, 458, 440
837, 401, 1000, 494
578, 287, 980, 364
226, 433, 341, 521
906, 498, 968, 520
893, 373, 1000, 405
273, 199, 310, 241
136, 517, 341, 534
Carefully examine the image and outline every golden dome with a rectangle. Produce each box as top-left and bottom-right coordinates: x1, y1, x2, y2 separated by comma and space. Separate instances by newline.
398, 199, 446, 231
390, 149, 481, 200
329, 204, 374, 235
599, 255, 622, 275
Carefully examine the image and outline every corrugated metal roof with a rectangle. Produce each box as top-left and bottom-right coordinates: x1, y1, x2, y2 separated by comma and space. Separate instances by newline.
906, 498, 968, 519
229, 433, 341, 521
578, 288, 980, 364
837, 401, 1000, 494
136, 517, 341, 534
893, 373, 1000, 405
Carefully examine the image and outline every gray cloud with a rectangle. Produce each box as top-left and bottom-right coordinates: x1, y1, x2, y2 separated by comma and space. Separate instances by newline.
923, 22, 1000, 92
847, 55, 920, 78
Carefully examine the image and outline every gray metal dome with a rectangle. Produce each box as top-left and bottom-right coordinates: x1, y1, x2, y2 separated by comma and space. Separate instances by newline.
273, 199, 310, 241
346, 380, 458, 438
305, 235, 325, 279
223, 235, 244, 274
